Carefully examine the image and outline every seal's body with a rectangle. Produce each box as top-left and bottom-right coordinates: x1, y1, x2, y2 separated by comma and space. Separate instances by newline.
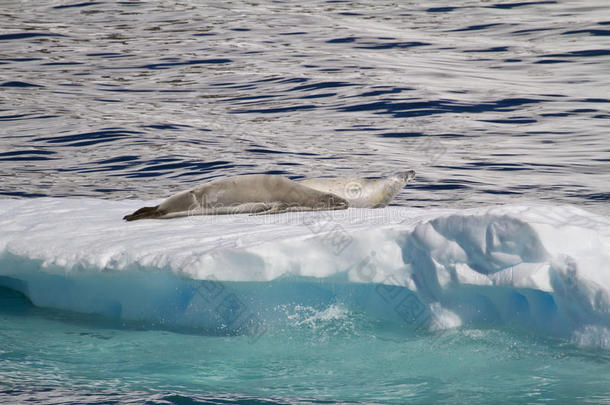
123, 174, 349, 221
123, 171, 415, 221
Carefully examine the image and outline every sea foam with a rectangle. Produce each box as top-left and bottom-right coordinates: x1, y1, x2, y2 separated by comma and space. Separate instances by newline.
1, 198, 608, 347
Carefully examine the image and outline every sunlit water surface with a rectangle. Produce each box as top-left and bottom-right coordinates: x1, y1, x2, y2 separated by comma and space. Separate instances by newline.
1, 0, 609, 403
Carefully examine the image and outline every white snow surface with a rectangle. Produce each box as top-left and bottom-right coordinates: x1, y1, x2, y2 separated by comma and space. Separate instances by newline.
1, 198, 609, 346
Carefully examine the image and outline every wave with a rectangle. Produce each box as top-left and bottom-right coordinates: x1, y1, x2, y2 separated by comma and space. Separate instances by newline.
1, 198, 609, 347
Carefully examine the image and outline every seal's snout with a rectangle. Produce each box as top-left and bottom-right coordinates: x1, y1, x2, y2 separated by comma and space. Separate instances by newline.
123, 205, 164, 221
401, 170, 416, 182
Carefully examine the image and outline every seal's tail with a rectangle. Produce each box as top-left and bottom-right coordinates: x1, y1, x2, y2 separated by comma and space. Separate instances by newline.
123, 205, 165, 221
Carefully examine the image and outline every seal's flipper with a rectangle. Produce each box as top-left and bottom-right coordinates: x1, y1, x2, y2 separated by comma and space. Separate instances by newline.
123, 205, 166, 221
249, 202, 287, 216
250, 200, 348, 216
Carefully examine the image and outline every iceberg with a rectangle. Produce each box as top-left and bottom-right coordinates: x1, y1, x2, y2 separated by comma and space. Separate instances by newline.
1, 198, 609, 346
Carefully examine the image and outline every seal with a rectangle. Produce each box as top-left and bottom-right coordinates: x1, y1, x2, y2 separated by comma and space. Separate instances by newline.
298, 170, 415, 208
123, 174, 349, 221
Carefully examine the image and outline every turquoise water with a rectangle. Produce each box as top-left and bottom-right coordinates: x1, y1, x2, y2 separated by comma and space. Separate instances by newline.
2, 287, 609, 404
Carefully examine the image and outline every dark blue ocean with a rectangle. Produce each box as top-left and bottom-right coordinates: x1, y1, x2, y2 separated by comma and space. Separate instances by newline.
1, 1, 609, 404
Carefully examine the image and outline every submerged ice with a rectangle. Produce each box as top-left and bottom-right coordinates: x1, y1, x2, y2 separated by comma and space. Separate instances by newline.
0, 198, 608, 347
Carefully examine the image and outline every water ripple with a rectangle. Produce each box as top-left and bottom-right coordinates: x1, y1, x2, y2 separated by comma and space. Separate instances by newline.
0, 0, 607, 214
